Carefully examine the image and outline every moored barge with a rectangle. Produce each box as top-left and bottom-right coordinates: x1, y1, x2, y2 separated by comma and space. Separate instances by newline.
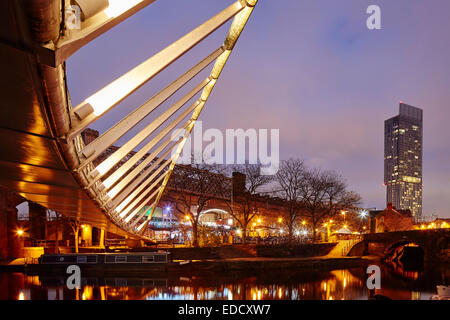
25, 252, 191, 276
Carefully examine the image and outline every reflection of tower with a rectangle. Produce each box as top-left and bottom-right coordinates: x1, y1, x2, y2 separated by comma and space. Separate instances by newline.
384, 103, 423, 220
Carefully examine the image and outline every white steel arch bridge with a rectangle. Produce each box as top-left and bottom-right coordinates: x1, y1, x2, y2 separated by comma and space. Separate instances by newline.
0, 0, 258, 239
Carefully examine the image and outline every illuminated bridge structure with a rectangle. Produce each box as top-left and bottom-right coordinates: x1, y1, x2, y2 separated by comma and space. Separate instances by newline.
347, 229, 450, 262
0, 0, 258, 238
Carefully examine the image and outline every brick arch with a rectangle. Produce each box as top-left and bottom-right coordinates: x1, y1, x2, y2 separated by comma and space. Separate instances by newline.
383, 240, 424, 258
363, 229, 450, 262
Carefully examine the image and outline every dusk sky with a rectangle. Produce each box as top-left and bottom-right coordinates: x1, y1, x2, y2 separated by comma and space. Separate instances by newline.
67, 0, 450, 218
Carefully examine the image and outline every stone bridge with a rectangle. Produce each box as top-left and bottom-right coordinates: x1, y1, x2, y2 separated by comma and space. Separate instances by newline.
349, 229, 450, 262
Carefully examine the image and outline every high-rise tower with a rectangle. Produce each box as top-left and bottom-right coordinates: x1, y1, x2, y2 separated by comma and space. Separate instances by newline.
384, 103, 423, 220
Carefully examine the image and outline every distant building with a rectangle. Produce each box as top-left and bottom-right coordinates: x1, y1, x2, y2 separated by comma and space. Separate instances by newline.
369, 203, 415, 233
384, 103, 423, 220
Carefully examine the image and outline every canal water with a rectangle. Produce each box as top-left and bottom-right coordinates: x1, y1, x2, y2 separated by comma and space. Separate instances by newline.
0, 263, 447, 300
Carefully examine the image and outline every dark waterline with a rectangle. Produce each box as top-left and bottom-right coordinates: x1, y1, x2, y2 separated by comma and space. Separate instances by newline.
1, 263, 447, 300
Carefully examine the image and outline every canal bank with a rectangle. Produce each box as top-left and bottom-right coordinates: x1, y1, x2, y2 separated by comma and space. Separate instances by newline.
0, 255, 380, 277
180, 256, 379, 274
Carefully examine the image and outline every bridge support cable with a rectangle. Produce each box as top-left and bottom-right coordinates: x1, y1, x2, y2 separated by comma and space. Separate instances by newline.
45, 0, 261, 237
86, 118, 191, 190
119, 172, 167, 221
101, 101, 202, 208
106, 137, 182, 199
66, 1, 245, 139
125, 189, 160, 224
137, 2, 258, 233
129, 199, 159, 229
79, 47, 224, 162
108, 153, 173, 211
83, 77, 212, 177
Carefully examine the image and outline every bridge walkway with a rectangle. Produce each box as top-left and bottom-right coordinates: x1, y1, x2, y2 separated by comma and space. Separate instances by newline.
326, 239, 362, 257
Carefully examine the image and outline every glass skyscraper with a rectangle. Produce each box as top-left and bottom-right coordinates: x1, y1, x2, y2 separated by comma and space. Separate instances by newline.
384, 103, 423, 220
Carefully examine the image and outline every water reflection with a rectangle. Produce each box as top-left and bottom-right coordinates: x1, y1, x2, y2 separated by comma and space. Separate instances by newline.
1, 264, 447, 300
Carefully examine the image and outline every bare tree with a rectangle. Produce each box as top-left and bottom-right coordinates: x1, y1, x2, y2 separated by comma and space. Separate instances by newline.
299, 168, 362, 241
66, 218, 81, 253
224, 164, 273, 244
274, 159, 306, 241
167, 161, 230, 247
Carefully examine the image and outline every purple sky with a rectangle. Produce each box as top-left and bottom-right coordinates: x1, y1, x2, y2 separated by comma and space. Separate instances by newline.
66, 0, 450, 218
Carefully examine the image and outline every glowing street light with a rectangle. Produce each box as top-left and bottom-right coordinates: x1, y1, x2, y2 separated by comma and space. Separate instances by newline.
16, 229, 24, 236
360, 210, 368, 219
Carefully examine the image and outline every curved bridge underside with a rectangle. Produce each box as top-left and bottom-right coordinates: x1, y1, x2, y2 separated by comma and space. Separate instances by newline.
0, 0, 258, 238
